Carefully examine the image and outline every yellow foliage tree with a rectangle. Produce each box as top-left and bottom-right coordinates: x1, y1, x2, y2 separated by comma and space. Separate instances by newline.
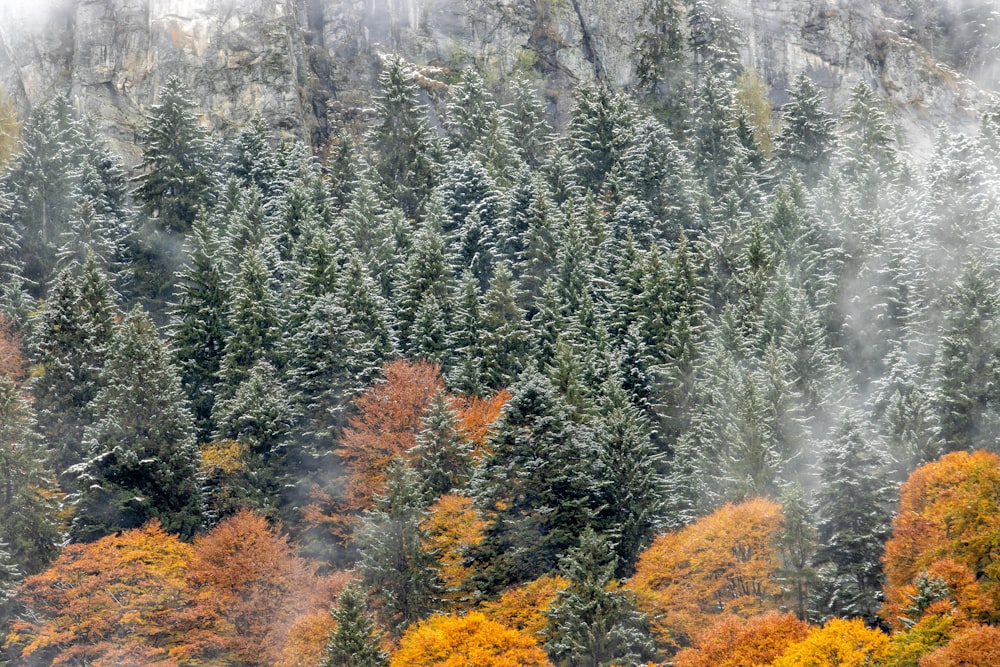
390, 611, 551, 666
421, 494, 487, 608
481, 574, 571, 639
918, 623, 1000, 667
625, 497, 785, 651
771, 617, 890, 667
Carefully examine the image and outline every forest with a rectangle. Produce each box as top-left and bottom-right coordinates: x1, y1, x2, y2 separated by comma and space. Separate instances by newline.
3, 1, 1000, 664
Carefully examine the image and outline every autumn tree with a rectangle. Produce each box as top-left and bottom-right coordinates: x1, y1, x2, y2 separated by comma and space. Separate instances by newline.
919, 623, 1000, 667
390, 611, 552, 667
482, 574, 571, 639
673, 611, 809, 667
422, 494, 487, 607
882, 450, 1000, 629
7, 522, 193, 666
771, 617, 890, 667
335, 359, 444, 512
175, 510, 328, 666
626, 497, 785, 652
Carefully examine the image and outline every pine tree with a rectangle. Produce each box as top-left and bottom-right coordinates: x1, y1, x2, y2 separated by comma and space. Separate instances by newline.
472, 368, 605, 592
544, 527, 655, 667
444, 70, 497, 153
394, 213, 454, 355
777, 484, 818, 621
72, 307, 203, 542
568, 83, 635, 192
368, 56, 438, 219
686, 0, 741, 82
356, 459, 439, 633
231, 115, 279, 201
634, 0, 689, 123
504, 75, 552, 168
134, 76, 217, 234
321, 586, 388, 667
813, 414, 894, 624
838, 81, 898, 184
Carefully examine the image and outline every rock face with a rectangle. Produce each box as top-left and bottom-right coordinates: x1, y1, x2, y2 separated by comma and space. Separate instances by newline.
0, 0, 996, 160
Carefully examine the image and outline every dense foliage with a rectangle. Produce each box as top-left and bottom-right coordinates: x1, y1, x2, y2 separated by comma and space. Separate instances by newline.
4, 2, 1000, 663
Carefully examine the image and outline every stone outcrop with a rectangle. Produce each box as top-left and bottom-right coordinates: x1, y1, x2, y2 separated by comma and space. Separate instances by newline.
0, 0, 996, 161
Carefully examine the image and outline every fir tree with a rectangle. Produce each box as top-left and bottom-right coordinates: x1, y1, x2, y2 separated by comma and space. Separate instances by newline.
411, 390, 473, 499
568, 83, 635, 192
169, 214, 230, 441
72, 307, 203, 542
774, 73, 836, 185
321, 586, 388, 667
544, 527, 655, 667
504, 75, 552, 168
479, 263, 529, 390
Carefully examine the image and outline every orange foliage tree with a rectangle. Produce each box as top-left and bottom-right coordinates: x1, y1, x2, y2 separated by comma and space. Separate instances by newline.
455, 388, 510, 455
626, 497, 785, 652
335, 359, 443, 510
422, 494, 487, 607
173, 510, 332, 666
771, 617, 890, 666
481, 574, 571, 639
673, 611, 809, 667
882, 450, 1000, 629
918, 623, 1000, 667
7, 521, 192, 666
389, 611, 552, 667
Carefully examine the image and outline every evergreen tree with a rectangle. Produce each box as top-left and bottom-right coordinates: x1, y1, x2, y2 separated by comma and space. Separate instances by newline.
568, 83, 635, 192
169, 214, 229, 441
934, 260, 1000, 453
479, 263, 529, 390
72, 307, 203, 542
321, 586, 388, 667
394, 215, 454, 355
838, 81, 898, 183
0, 541, 18, 605
231, 115, 279, 201
411, 390, 472, 499
544, 528, 655, 667
774, 73, 836, 185
134, 76, 217, 234
593, 378, 665, 576
777, 483, 818, 621
216, 247, 282, 402
29, 269, 113, 487
368, 56, 438, 219
504, 75, 552, 168
0, 375, 60, 577
686, 0, 742, 82
634, 0, 689, 124
813, 414, 894, 624
444, 70, 497, 153
472, 368, 605, 592
357, 459, 439, 633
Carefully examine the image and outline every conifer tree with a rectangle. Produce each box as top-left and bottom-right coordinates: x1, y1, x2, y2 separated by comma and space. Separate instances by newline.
321, 586, 388, 667
568, 83, 635, 192
72, 307, 203, 542
774, 73, 836, 185
813, 414, 894, 624
544, 527, 655, 667
357, 459, 439, 633
0, 375, 60, 577
504, 75, 552, 168
634, 0, 689, 122
411, 390, 472, 499
472, 368, 605, 592
232, 115, 279, 201
135, 76, 217, 234
394, 213, 454, 355
169, 214, 229, 441
444, 70, 497, 153
368, 56, 438, 219
479, 263, 529, 390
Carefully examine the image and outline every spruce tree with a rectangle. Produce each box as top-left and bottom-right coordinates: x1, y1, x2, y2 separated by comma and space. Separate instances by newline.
368, 56, 438, 219
411, 390, 472, 499
504, 75, 552, 168
472, 368, 605, 592
72, 307, 203, 542
774, 73, 836, 185
479, 262, 529, 390
134, 76, 217, 234
544, 528, 655, 667
356, 459, 439, 633
813, 414, 894, 624
321, 586, 388, 667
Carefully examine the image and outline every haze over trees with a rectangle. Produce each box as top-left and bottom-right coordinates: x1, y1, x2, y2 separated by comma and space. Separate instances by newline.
4, 1, 1000, 663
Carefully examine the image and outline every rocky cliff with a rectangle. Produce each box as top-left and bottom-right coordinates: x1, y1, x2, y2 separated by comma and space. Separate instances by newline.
0, 0, 996, 160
